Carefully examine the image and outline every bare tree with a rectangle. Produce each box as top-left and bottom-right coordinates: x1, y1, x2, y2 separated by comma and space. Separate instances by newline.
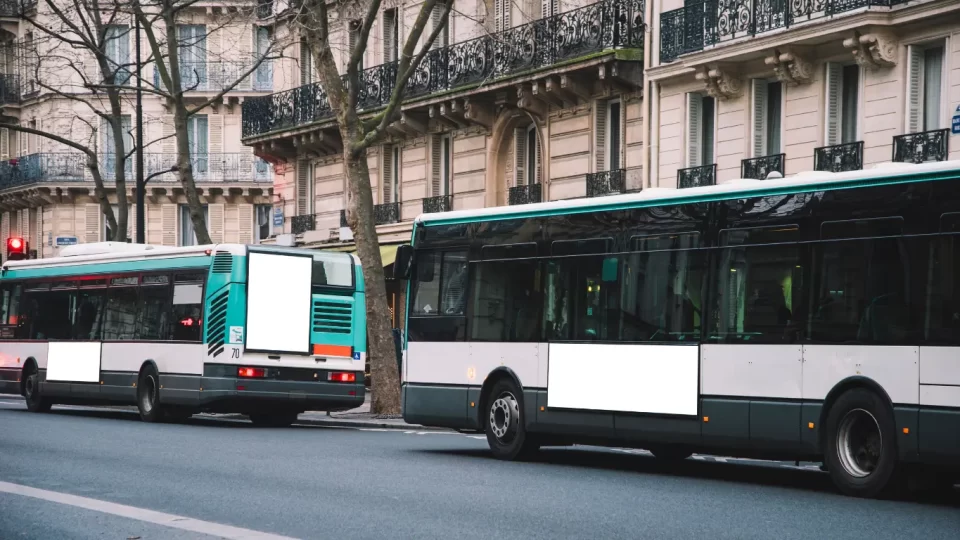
296, 0, 454, 414
132, 0, 282, 244
0, 0, 150, 241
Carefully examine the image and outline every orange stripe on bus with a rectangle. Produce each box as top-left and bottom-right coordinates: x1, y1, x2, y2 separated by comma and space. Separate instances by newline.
312, 344, 353, 357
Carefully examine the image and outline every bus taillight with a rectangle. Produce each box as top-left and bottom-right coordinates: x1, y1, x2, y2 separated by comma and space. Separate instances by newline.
237, 367, 266, 378
328, 372, 356, 383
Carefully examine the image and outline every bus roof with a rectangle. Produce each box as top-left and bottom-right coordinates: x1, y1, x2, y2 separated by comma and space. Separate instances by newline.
1, 243, 357, 274
415, 160, 960, 226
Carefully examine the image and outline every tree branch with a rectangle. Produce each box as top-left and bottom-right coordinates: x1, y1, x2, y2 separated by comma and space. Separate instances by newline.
346, 0, 383, 110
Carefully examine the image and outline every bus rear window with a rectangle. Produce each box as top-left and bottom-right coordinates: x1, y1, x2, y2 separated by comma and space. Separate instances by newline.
312, 257, 353, 289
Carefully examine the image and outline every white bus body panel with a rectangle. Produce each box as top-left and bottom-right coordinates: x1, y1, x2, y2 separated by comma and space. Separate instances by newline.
0, 343, 49, 370
101, 343, 205, 375
406, 342, 539, 387
700, 345, 803, 399
801, 345, 919, 404
919, 347, 960, 385
547, 343, 698, 416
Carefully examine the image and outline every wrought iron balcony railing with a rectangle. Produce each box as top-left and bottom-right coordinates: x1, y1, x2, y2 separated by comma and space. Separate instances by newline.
242, 0, 645, 138
0, 152, 273, 190
893, 129, 949, 164
257, 0, 274, 18
375, 202, 400, 225
0, 0, 34, 17
815, 141, 863, 172
678, 164, 716, 189
0, 74, 20, 104
155, 60, 273, 93
508, 184, 542, 205
660, 0, 914, 63
291, 214, 316, 235
422, 194, 452, 214
586, 167, 643, 197
742, 153, 785, 180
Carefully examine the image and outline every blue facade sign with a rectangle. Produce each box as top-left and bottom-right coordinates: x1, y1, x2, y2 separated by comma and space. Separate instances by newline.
273, 207, 284, 227
55, 236, 78, 246
953, 105, 960, 134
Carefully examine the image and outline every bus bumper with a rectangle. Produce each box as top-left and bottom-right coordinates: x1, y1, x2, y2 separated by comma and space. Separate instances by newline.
189, 376, 365, 413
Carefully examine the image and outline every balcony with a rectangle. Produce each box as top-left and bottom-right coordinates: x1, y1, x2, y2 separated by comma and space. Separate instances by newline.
242, 0, 645, 139
375, 202, 400, 225
0, 153, 272, 190
509, 184, 542, 205
892, 129, 949, 164
586, 167, 642, 197
659, 0, 916, 63
0, 0, 34, 17
741, 153, 785, 180
155, 60, 273, 93
422, 194, 452, 214
678, 164, 716, 188
815, 141, 863, 172
0, 74, 20, 104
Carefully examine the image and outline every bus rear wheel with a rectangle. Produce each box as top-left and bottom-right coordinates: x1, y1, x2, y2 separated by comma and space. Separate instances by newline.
249, 411, 299, 427
824, 388, 898, 498
137, 367, 165, 423
484, 379, 538, 461
23, 365, 52, 413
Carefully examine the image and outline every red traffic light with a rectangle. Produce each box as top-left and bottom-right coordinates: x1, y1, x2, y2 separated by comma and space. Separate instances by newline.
6, 237, 27, 261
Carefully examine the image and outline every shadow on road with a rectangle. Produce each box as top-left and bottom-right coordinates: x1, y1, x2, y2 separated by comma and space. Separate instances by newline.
415, 446, 960, 507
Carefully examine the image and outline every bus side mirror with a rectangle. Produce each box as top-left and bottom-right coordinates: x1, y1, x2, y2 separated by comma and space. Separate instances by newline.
395, 245, 414, 280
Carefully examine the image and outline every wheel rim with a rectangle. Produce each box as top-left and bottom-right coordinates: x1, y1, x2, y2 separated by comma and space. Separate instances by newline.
836, 408, 883, 478
140, 375, 157, 414
488, 392, 520, 444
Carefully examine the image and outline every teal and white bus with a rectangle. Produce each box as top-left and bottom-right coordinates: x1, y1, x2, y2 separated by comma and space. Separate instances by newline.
0, 242, 366, 426
397, 160, 960, 498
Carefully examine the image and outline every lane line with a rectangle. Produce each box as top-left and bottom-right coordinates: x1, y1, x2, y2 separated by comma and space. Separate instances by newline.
0, 481, 298, 540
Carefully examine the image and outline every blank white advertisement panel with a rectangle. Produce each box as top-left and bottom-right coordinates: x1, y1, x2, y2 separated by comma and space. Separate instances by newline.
46, 342, 102, 382
245, 252, 313, 354
547, 343, 698, 416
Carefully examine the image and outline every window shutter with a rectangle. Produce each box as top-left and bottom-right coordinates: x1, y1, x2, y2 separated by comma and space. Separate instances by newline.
595, 100, 607, 172
296, 160, 309, 215
824, 63, 842, 146
162, 115, 176, 154
382, 145, 393, 203
19, 210, 28, 241
36, 209, 42, 258
906, 46, 923, 134
0, 128, 8, 160
495, 0, 510, 32
535, 132, 542, 184
383, 9, 397, 62
514, 127, 526, 186
430, 134, 441, 196
0, 213, 7, 246
239, 204, 253, 244
208, 203, 224, 244
209, 115, 223, 179
127, 204, 135, 238
33, 118, 41, 153
299, 41, 312, 84
161, 203, 177, 246
85, 204, 100, 243
752, 79, 768, 156
687, 93, 702, 167
542, 0, 557, 17
431, 5, 448, 48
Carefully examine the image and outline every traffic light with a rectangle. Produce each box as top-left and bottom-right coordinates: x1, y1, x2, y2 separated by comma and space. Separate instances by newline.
6, 237, 27, 261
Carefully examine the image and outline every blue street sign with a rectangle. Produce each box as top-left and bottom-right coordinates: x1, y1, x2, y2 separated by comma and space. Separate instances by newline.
273, 207, 284, 227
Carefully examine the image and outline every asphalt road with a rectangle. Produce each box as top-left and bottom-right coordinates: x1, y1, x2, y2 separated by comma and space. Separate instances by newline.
1, 399, 958, 540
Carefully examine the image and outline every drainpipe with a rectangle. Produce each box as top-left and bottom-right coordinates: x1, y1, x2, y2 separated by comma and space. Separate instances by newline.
642, 0, 656, 189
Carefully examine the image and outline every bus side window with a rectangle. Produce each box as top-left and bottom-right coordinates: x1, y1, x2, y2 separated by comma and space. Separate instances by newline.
172, 276, 204, 342
0, 284, 20, 338
138, 275, 172, 341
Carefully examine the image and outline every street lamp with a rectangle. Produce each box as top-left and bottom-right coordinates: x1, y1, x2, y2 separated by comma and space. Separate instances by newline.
135, 14, 145, 243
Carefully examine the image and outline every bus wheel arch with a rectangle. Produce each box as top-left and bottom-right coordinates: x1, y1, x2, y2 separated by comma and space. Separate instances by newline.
478, 367, 524, 431
818, 376, 894, 453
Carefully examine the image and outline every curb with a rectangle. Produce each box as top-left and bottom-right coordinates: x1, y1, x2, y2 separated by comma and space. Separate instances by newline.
213, 413, 452, 431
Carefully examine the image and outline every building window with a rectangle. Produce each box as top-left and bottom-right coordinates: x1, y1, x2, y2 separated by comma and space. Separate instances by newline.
525, 125, 538, 186
176, 25, 207, 87
186, 115, 208, 175
824, 64, 860, 145
254, 26, 272, 90
687, 92, 715, 167
752, 79, 782, 156
105, 25, 130, 85
348, 20, 362, 71
595, 98, 622, 172
102, 115, 133, 174
382, 145, 400, 203
179, 204, 209, 246
430, 5, 449, 49
299, 40, 312, 85
907, 42, 945, 133
255, 204, 273, 242
383, 8, 398, 63
431, 134, 452, 196
296, 160, 314, 215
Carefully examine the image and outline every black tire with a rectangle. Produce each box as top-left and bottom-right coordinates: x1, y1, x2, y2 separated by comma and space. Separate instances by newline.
136, 367, 165, 423
823, 388, 898, 498
23, 365, 52, 413
249, 411, 299, 427
484, 379, 539, 461
650, 446, 693, 461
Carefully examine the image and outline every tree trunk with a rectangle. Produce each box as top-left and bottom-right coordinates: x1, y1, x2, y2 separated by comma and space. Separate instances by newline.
344, 147, 401, 415
173, 100, 212, 245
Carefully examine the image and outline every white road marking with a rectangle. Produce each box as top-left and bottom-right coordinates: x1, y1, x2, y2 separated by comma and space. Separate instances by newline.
0, 481, 298, 540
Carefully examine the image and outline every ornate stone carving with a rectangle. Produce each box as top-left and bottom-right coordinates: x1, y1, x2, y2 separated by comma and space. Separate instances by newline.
695, 66, 742, 100
764, 48, 814, 86
844, 31, 898, 69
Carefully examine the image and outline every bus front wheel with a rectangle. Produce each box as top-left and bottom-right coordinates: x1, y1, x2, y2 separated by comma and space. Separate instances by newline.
824, 388, 898, 498
23, 364, 52, 413
484, 379, 538, 461
137, 367, 165, 423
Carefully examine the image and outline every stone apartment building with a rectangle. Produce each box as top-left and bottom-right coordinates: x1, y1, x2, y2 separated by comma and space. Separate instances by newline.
243, 0, 646, 324
645, 0, 960, 188
0, 0, 279, 258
